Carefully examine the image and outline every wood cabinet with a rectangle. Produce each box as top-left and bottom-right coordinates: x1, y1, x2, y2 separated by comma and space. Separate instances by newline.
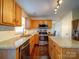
48, 38, 55, 59
30, 19, 52, 29
48, 38, 62, 59
2, 0, 15, 25
30, 36, 35, 54
0, 0, 2, 24
15, 3, 22, 26
30, 34, 36, 55
48, 37, 79, 59
16, 48, 20, 59
0, 0, 22, 26
30, 34, 39, 55
35, 34, 39, 45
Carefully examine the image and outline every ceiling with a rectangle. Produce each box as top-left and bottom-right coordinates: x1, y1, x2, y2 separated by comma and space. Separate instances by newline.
16, 0, 79, 20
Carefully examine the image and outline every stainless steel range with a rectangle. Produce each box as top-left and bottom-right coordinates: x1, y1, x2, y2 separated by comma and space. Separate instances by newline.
38, 24, 48, 45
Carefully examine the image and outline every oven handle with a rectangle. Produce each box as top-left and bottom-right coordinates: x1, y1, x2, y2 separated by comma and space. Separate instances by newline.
20, 43, 30, 50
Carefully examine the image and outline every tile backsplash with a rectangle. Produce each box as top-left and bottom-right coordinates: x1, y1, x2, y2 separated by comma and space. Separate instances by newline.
0, 26, 21, 42
0, 25, 14, 31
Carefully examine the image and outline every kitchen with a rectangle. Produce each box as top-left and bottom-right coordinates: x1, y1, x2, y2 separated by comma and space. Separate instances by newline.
0, 0, 79, 59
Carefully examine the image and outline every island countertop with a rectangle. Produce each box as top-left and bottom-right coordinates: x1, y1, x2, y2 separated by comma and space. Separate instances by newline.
0, 32, 37, 49
49, 36, 79, 48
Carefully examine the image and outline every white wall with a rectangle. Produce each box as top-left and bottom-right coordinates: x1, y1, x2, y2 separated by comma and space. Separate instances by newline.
51, 11, 73, 39
51, 20, 61, 37
61, 11, 72, 39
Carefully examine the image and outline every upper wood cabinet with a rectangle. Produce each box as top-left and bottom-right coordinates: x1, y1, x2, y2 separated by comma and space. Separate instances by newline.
15, 3, 22, 26
0, 0, 22, 26
30, 19, 52, 29
0, 0, 2, 24
2, 0, 15, 25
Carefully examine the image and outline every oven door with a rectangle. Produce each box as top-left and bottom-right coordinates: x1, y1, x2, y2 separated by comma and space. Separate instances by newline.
20, 43, 30, 59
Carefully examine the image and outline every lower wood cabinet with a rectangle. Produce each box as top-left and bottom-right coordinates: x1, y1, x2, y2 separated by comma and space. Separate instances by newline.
30, 35, 35, 54
48, 37, 79, 59
35, 34, 39, 45
0, 0, 2, 24
48, 39, 62, 59
29, 34, 38, 54
0, 34, 39, 59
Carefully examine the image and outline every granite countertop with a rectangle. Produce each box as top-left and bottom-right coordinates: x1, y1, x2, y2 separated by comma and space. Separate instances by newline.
0, 32, 36, 49
49, 36, 79, 48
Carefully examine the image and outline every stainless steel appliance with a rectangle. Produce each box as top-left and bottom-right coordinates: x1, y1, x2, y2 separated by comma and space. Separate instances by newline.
19, 40, 30, 59
38, 24, 48, 45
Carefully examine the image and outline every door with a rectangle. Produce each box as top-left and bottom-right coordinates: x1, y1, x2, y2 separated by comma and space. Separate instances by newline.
2, 0, 15, 25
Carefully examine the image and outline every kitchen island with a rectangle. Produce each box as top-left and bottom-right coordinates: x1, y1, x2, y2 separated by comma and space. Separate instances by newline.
48, 36, 79, 59
0, 32, 38, 59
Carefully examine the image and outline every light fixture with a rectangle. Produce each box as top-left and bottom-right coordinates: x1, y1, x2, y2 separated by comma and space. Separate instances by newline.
54, 11, 57, 14
59, 0, 63, 4
57, 4, 60, 9
54, 0, 63, 15
54, 8, 57, 11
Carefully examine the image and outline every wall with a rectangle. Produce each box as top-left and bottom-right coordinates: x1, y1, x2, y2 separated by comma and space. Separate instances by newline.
72, 8, 79, 20
61, 8, 79, 38
51, 8, 79, 39
61, 11, 72, 38
51, 11, 72, 38
51, 20, 61, 37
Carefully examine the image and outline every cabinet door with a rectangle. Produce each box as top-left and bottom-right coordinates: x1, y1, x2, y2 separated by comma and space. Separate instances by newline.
0, 0, 2, 23
48, 21, 52, 29
35, 34, 39, 44
15, 3, 22, 26
2, 0, 15, 25
30, 36, 35, 54
48, 39, 54, 59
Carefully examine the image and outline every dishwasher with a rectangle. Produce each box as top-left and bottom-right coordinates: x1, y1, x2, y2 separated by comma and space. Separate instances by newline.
19, 40, 30, 59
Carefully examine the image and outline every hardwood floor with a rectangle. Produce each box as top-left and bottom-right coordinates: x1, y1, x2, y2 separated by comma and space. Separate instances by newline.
30, 44, 50, 59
